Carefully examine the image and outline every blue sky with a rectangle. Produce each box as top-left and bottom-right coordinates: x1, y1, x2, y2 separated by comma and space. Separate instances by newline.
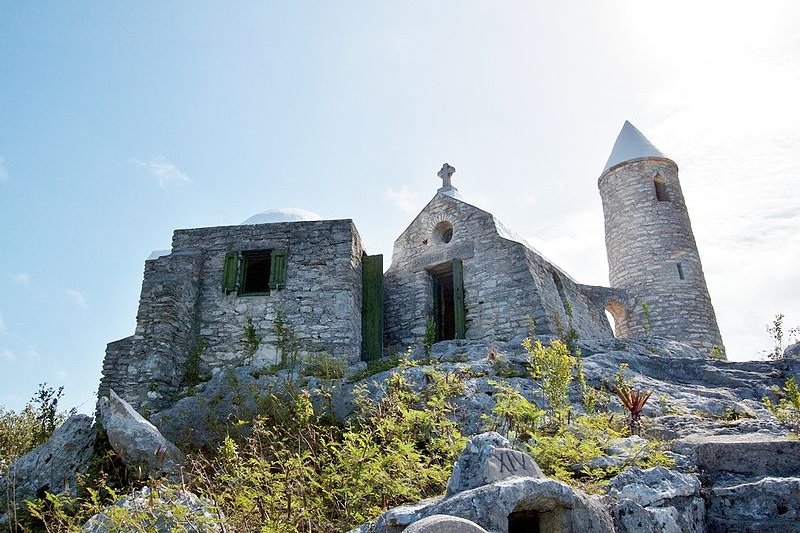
2, 2, 799, 413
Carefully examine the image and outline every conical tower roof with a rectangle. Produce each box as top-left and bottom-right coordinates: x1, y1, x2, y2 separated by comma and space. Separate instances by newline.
602, 121, 667, 173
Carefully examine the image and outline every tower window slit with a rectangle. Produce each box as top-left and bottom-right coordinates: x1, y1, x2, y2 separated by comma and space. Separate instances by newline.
654, 175, 669, 202
677, 262, 684, 280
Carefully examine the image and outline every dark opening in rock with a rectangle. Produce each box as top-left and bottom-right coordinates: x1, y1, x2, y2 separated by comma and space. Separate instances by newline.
508, 509, 541, 533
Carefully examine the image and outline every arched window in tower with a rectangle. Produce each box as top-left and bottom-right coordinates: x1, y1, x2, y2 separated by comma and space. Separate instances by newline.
654, 174, 669, 202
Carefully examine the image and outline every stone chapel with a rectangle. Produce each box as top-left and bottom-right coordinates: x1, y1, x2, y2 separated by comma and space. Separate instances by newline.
100, 121, 725, 412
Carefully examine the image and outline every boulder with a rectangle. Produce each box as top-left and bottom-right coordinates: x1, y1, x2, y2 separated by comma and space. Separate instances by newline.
446, 432, 544, 496
403, 514, 487, 533
607, 467, 700, 507
606, 467, 705, 533
81, 485, 221, 532
426, 477, 614, 533
784, 341, 800, 360
366, 477, 613, 533
150, 365, 359, 449
0, 414, 95, 510
98, 390, 184, 479
611, 499, 683, 533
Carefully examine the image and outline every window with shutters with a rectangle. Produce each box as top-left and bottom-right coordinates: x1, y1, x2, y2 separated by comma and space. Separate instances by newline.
222, 249, 288, 295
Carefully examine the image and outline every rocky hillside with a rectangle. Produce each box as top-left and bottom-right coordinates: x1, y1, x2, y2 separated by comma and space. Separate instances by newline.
2, 335, 799, 532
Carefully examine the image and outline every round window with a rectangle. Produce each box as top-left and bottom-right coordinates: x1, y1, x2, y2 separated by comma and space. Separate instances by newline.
433, 221, 454, 244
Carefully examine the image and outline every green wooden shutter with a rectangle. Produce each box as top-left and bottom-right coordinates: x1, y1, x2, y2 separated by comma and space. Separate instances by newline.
269, 249, 288, 290
361, 254, 384, 360
453, 258, 466, 339
222, 252, 239, 294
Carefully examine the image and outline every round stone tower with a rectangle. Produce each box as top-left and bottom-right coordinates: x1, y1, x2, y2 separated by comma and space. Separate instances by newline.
598, 121, 724, 356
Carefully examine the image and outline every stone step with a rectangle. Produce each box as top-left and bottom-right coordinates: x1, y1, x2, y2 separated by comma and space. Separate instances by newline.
690, 436, 800, 482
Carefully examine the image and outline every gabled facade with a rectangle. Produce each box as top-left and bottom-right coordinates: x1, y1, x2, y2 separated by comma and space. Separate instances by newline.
383, 192, 613, 350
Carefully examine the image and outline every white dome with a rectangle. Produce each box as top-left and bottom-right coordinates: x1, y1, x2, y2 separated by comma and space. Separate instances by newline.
240, 208, 323, 225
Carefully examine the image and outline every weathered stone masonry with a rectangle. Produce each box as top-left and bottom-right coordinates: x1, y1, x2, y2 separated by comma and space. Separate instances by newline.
383, 193, 613, 349
100, 121, 728, 413
100, 219, 365, 412
599, 157, 724, 353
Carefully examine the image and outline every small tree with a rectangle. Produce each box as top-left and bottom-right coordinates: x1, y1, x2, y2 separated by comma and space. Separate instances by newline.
523, 338, 576, 424
766, 314, 799, 360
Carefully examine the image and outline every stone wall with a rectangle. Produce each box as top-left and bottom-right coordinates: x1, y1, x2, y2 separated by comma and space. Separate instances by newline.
598, 158, 724, 355
384, 194, 613, 349
100, 219, 364, 413
100, 251, 203, 413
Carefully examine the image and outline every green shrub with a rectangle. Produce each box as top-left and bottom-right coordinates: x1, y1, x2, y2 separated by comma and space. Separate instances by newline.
641, 302, 652, 337
483, 382, 543, 443
243, 317, 259, 356
186, 363, 465, 532
302, 352, 347, 380
1, 384, 67, 473
523, 338, 576, 423
483, 380, 672, 493
764, 376, 800, 432
349, 354, 402, 383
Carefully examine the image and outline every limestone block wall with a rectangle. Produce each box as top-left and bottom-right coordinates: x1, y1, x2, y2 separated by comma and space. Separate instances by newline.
100, 219, 364, 413
170, 220, 364, 370
98, 336, 135, 402
524, 252, 614, 340
384, 194, 612, 349
598, 158, 724, 354
100, 251, 203, 413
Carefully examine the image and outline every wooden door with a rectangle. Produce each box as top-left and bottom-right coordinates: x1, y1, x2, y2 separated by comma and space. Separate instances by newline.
361, 254, 384, 360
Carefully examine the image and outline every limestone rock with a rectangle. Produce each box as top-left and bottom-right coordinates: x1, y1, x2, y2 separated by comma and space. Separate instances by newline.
784, 341, 800, 359
98, 390, 184, 479
404, 514, 487, 532
364, 477, 613, 533
691, 435, 800, 482
606, 467, 705, 533
0, 414, 95, 509
427, 477, 613, 533
81, 485, 221, 532
446, 432, 544, 496
607, 466, 700, 507
706, 476, 800, 532
611, 499, 683, 533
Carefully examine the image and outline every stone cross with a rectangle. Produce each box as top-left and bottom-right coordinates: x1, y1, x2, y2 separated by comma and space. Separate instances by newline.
438, 163, 456, 187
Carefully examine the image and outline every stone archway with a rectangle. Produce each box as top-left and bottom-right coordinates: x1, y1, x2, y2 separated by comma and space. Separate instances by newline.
605, 300, 631, 338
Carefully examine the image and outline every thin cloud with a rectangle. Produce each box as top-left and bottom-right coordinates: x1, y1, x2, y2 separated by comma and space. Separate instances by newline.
384, 186, 422, 214
0, 312, 6, 335
12, 272, 31, 286
0, 157, 7, 184
0, 349, 13, 362
63, 289, 87, 308
133, 156, 191, 189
